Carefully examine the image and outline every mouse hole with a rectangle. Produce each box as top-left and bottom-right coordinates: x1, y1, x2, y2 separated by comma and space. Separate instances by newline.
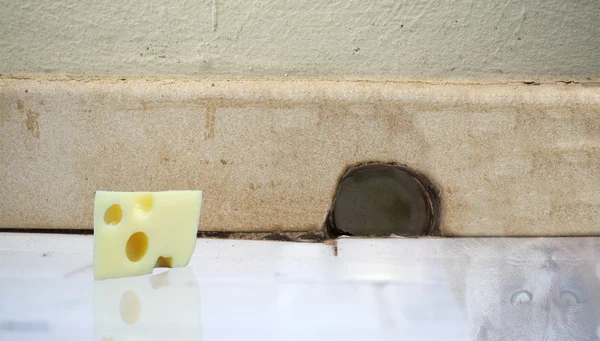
325, 162, 440, 237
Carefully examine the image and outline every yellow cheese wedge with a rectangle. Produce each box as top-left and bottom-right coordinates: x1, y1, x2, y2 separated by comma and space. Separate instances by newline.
94, 190, 202, 280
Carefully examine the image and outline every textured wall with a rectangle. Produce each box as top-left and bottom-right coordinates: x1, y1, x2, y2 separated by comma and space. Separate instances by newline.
0, 0, 598, 80
1, 79, 599, 235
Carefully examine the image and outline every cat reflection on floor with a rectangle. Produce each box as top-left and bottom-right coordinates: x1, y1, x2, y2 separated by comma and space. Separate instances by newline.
444, 238, 600, 341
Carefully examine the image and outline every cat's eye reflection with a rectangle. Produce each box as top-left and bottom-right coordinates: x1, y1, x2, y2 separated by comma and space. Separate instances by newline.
560, 290, 580, 306
510, 290, 533, 305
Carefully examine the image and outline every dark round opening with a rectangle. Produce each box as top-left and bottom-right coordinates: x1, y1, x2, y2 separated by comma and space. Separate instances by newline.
326, 163, 440, 237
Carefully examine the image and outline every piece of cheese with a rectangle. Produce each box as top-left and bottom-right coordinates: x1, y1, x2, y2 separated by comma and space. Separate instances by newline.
94, 190, 202, 280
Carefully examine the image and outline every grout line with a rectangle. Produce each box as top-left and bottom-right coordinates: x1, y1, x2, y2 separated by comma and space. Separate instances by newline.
0, 228, 93, 235
0, 75, 597, 86
2, 229, 596, 240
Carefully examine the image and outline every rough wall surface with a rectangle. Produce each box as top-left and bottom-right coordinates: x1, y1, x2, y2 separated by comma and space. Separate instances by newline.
1, 79, 599, 236
0, 0, 598, 81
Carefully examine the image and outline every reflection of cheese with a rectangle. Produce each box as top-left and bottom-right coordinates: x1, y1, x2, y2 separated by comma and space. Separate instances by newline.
94, 267, 202, 341
94, 191, 202, 280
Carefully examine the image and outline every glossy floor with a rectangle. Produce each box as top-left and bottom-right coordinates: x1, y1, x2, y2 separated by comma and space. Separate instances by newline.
0, 233, 599, 340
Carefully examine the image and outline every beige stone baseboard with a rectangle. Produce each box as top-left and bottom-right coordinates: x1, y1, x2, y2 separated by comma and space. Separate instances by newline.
1, 78, 599, 236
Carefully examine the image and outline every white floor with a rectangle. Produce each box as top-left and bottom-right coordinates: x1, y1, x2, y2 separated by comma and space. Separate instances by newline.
0, 233, 598, 341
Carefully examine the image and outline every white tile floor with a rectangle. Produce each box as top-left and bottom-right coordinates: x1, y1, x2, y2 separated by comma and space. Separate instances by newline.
0, 233, 599, 341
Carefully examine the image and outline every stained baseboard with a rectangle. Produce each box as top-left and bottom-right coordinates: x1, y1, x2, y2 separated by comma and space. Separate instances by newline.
1, 78, 599, 236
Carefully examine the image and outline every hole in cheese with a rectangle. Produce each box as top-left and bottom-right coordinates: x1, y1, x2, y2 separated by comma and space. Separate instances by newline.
134, 194, 154, 215
119, 290, 141, 324
126, 232, 148, 262
104, 204, 123, 225
155, 256, 173, 268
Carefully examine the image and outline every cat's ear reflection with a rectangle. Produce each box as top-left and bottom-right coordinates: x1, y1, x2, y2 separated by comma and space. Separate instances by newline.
474, 323, 488, 341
